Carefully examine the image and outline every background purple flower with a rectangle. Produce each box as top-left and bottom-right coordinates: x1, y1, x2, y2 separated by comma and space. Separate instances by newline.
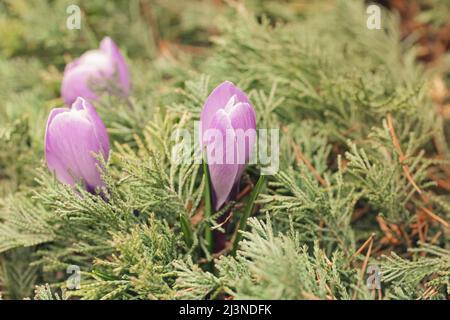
45, 97, 110, 192
61, 37, 130, 106
200, 81, 257, 210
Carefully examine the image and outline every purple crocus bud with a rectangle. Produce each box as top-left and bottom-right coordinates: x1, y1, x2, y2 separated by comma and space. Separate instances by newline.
45, 97, 110, 192
200, 81, 257, 210
61, 37, 130, 106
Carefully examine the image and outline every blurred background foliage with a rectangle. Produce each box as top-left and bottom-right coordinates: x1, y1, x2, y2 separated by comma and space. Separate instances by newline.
0, 0, 449, 299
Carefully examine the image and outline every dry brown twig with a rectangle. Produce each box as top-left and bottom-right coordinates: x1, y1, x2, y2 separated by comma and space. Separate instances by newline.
376, 216, 401, 246
386, 113, 449, 230
351, 233, 376, 300
386, 113, 422, 195
291, 142, 328, 187
282, 126, 328, 187
351, 233, 376, 261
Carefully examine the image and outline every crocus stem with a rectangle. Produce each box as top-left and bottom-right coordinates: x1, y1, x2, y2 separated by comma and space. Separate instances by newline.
231, 174, 266, 256
180, 213, 193, 247
203, 156, 214, 253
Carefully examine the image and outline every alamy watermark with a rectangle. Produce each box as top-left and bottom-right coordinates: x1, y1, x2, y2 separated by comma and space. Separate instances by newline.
66, 5, 81, 30
171, 121, 280, 175
366, 4, 381, 30
66, 265, 81, 290
366, 265, 382, 290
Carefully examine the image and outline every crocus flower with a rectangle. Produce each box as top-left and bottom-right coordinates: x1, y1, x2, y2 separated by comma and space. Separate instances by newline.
45, 97, 110, 192
200, 81, 257, 210
61, 37, 130, 106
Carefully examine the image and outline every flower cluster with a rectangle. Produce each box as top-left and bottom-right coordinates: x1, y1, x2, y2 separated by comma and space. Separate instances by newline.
46, 38, 256, 208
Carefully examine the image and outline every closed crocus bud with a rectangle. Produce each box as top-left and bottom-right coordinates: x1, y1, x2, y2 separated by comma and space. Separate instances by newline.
200, 81, 257, 210
61, 37, 130, 106
45, 97, 110, 193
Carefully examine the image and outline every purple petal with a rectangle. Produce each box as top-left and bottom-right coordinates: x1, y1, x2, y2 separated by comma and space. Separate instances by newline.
76, 50, 112, 71
100, 37, 130, 94
226, 102, 257, 186
205, 110, 240, 210
45, 108, 75, 185
61, 37, 130, 105
200, 81, 250, 135
45, 102, 107, 190
61, 64, 102, 106
227, 102, 256, 160
72, 97, 110, 158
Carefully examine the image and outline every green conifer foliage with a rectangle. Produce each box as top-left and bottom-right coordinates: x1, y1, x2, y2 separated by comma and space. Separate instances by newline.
0, 0, 448, 300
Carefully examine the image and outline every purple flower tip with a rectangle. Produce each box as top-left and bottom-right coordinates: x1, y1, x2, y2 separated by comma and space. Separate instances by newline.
61, 37, 130, 106
45, 97, 110, 192
200, 81, 257, 210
